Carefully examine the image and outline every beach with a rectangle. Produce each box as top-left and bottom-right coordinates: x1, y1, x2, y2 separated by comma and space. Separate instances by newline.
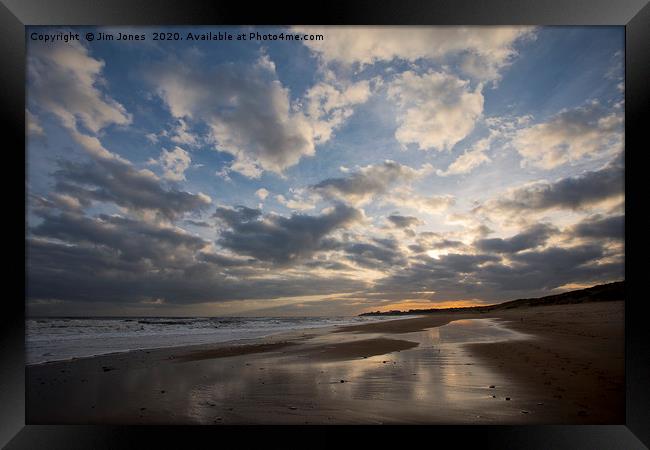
26, 300, 624, 425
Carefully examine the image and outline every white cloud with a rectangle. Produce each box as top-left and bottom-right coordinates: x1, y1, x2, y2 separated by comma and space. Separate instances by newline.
513, 102, 623, 169
438, 136, 491, 176
276, 188, 319, 211
303, 77, 372, 143
387, 71, 484, 151
255, 188, 270, 200
150, 54, 316, 178
169, 119, 200, 147
294, 26, 535, 81
28, 40, 131, 159
148, 146, 192, 181
383, 186, 455, 215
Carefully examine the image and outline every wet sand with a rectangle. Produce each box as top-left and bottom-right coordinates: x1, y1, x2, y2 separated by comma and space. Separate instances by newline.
26, 301, 624, 424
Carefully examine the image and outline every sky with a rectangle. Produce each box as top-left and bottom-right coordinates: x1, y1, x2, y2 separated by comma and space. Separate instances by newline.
26, 26, 625, 317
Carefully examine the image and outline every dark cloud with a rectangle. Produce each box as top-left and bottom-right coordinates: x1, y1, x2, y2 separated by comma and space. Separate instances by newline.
214, 205, 262, 225
370, 240, 622, 302
344, 238, 406, 269
473, 244, 622, 293
27, 237, 370, 306
370, 252, 500, 298
26, 196, 364, 307
31, 212, 207, 265
196, 252, 257, 267
488, 162, 623, 214
53, 157, 211, 220
215, 203, 362, 264
569, 214, 624, 240
408, 244, 426, 253
431, 239, 465, 249
508, 244, 603, 268
475, 223, 557, 254
387, 214, 422, 229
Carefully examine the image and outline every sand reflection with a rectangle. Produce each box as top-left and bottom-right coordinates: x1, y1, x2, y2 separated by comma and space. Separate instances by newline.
181, 318, 531, 423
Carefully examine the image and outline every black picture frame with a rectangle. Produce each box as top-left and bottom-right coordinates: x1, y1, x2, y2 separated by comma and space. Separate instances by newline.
2, 0, 648, 447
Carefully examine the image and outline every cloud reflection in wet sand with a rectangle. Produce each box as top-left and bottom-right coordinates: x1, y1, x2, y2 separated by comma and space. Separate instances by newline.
180, 319, 531, 423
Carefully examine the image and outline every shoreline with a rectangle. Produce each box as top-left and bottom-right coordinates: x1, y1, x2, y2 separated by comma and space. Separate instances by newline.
26, 315, 404, 366
27, 300, 624, 424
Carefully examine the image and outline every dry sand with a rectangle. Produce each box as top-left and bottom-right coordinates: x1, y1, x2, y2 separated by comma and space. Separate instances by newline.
464, 301, 625, 423
26, 301, 624, 425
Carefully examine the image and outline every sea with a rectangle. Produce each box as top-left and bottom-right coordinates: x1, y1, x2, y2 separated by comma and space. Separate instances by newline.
26, 315, 397, 365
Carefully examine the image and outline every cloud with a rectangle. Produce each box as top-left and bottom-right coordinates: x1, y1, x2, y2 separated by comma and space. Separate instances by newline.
438, 136, 491, 176
568, 214, 624, 240
409, 232, 467, 255
384, 188, 455, 215
343, 238, 407, 269
275, 189, 319, 211
475, 223, 557, 254
294, 26, 534, 81
309, 160, 452, 215
147, 146, 192, 181
31, 211, 208, 265
513, 102, 623, 169
149, 53, 375, 178
311, 160, 432, 205
27, 198, 368, 307
164, 119, 201, 147
27, 237, 370, 306
303, 77, 372, 144
149, 54, 315, 177
387, 214, 422, 229
53, 156, 211, 220
371, 241, 621, 302
255, 188, 270, 200
387, 71, 484, 151
28, 39, 131, 159
27, 38, 206, 224
26, 109, 44, 136
484, 161, 623, 215
475, 244, 622, 293
214, 203, 362, 264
